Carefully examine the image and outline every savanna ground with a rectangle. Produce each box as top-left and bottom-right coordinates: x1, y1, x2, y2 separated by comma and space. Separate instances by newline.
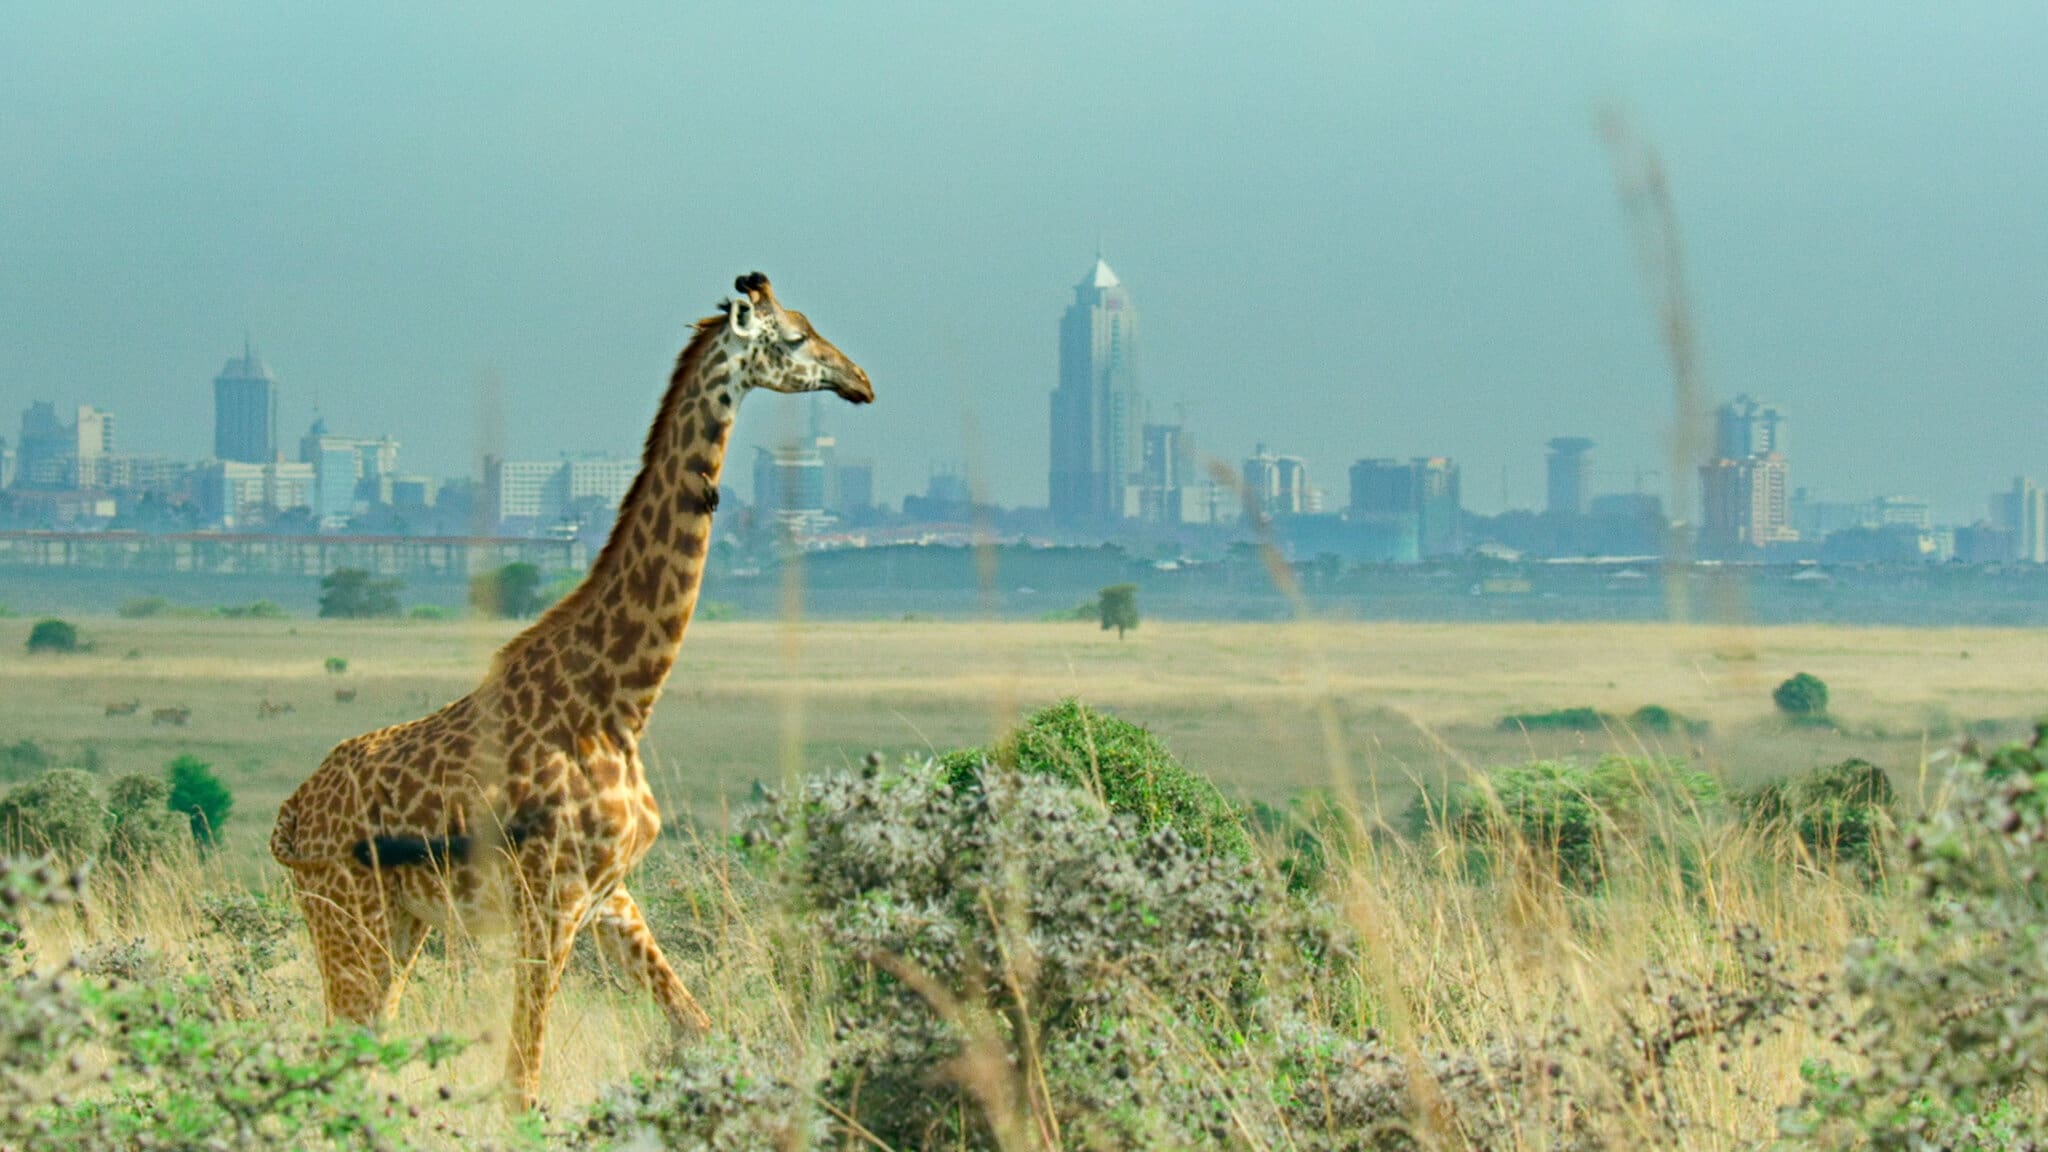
3, 616, 2037, 872
1, 613, 2043, 1147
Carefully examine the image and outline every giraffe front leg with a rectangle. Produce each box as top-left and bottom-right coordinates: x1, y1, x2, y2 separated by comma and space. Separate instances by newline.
505, 891, 581, 1113
589, 886, 712, 1036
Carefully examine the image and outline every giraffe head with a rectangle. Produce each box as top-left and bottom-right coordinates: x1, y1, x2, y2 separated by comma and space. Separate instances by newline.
712, 272, 873, 406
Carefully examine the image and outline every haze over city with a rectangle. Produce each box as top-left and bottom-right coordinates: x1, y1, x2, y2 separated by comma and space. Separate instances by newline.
6, 3, 2045, 520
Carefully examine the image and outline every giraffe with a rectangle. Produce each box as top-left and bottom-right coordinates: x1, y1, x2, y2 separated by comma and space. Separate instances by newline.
269, 272, 872, 1110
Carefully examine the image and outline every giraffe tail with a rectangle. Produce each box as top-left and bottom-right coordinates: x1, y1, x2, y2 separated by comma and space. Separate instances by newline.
348, 808, 545, 870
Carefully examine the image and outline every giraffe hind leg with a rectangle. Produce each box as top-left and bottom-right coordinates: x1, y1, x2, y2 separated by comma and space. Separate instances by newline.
589, 886, 711, 1035
287, 860, 428, 1026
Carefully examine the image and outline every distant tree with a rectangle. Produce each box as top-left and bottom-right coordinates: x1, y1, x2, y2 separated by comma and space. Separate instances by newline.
165, 755, 233, 849
469, 562, 547, 618
318, 568, 401, 619
118, 596, 171, 619
26, 619, 79, 654
1774, 672, 1830, 720
1099, 583, 1140, 640
324, 656, 348, 675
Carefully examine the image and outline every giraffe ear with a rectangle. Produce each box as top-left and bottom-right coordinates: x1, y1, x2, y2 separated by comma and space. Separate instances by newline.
726, 296, 761, 338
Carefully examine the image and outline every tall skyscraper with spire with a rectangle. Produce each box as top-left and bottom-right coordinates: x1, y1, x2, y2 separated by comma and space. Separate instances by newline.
214, 338, 279, 463
1049, 254, 1142, 528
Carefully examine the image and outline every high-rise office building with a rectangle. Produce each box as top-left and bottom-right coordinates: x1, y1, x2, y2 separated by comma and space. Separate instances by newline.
1700, 454, 1795, 552
1242, 444, 1311, 520
75, 406, 113, 461
1545, 437, 1593, 516
1347, 456, 1463, 558
214, 341, 279, 463
1414, 456, 1463, 557
752, 444, 828, 528
484, 455, 637, 527
1702, 396, 1796, 554
1715, 394, 1786, 459
1135, 423, 1193, 523
1049, 256, 1142, 528
1994, 476, 2047, 563
14, 402, 70, 489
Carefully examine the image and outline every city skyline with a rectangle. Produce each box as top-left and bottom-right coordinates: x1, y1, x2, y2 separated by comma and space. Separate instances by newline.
5, 5, 2046, 521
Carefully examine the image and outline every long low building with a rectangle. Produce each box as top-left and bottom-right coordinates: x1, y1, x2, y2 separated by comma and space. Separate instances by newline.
0, 531, 584, 577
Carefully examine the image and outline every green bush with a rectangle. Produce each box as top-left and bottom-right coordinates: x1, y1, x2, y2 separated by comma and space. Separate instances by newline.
469, 561, 547, 618
26, 618, 79, 653
1410, 755, 1721, 888
0, 740, 51, 779
117, 595, 170, 618
0, 769, 106, 863
324, 656, 349, 675
937, 698, 1251, 861
105, 774, 190, 866
1627, 704, 1709, 737
1249, 790, 1360, 894
166, 755, 233, 848
318, 567, 402, 619
1774, 671, 1830, 719
1498, 706, 1608, 733
1737, 758, 1897, 875
218, 600, 287, 619
407, 604, 451, 620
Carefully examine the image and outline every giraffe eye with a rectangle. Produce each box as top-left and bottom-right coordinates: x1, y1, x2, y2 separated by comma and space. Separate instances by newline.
782, 331, 808, 348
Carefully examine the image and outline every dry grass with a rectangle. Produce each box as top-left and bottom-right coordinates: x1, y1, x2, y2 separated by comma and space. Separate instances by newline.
0, 616, 2033, 873
2, 615, 2037, 1144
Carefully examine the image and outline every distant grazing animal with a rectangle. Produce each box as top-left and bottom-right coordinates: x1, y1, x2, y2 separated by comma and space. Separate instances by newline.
333, 688, 357, 704
151, 706, 190, 727
105, 699, 140, 717
257, 699, 295, 720
269, 273, 871, 1111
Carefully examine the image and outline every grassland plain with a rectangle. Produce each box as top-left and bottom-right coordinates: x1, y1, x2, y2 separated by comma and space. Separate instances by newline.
2, 613, 2045, 1145
1, 615, 2041, 875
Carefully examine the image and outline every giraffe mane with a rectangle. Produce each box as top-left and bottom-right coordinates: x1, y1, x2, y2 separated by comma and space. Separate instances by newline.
501, 315, 730, 657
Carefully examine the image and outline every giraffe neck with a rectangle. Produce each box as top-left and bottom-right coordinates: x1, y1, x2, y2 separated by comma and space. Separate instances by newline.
532, 330, 740, 735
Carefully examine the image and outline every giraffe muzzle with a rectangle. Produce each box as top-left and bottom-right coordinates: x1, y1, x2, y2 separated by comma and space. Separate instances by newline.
831, 369, 874, 405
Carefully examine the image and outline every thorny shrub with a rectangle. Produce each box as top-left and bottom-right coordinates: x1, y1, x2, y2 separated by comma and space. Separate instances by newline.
1786, 725, 2048, 1149
569, 1038, 823, 1151
744, 757, 1276, 1149
0, 858, 469, 1152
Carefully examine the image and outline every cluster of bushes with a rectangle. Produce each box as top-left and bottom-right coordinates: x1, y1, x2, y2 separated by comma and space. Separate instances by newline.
1411, 754, 1721, 887
1413, 751, 1902, 889
1498, 704, 1710, 738
117, 596, 288, 620
0, 755, 232, 864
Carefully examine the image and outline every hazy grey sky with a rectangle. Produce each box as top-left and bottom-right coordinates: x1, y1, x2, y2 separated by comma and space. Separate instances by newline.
4, 3, 2043, 518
